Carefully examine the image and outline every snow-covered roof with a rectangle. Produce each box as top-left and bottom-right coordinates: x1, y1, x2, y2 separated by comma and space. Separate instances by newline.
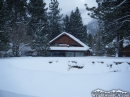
123, 39, 130, 48
50, 47, 89, 51
49, 32, 90, 51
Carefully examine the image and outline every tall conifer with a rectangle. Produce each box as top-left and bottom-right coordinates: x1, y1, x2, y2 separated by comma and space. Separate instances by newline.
28, 0, 50, 56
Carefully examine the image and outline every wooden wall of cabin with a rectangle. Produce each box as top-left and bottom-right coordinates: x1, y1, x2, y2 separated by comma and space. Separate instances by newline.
50, 35, 83, 47
123, 45, 130, 56
50, 50, 91, 57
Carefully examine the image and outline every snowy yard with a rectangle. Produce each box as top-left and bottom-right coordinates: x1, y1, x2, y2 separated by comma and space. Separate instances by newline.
0, 57, 130, 97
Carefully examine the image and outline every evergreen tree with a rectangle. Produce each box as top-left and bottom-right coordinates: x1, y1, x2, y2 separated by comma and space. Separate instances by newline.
28, 0, 50, 56
4, 0, 27, 57
114, 0, 130, 57
0, 0, 9, 51
63, 15, 71, 33
83, 25, 88, 44
48, 0, 63, 39
85, 0, 130, 57
87, 34, 92, 48
69, 10, 75, 35
68, 7, 87, 44
87, 20, 99, 55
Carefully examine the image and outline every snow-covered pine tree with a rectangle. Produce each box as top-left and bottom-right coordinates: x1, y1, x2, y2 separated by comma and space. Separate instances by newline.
48, 0, 63, 39
69, 7, 87, 44
1, 0, 27, 57
41, 34, 50, 56
82, 25, 88, 44
28, 0, 50, 56
87, 20, 99, 55
114, 0, 130, 57
0, 0, 9, 52
85, 0, 130, 57
69, 10, 75, 34
63, 15, 71, 33
101, 0, 130, 57
10, 0, 27, 57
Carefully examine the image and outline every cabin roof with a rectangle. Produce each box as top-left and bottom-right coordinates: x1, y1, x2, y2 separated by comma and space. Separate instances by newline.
49, 32, 90, 51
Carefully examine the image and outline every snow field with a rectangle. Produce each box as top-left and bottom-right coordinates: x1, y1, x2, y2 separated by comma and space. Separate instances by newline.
0, 57, 130, 97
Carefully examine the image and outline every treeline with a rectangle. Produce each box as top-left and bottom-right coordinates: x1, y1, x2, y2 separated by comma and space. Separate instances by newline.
0, 0, 88, 57
1, 0, 129, 57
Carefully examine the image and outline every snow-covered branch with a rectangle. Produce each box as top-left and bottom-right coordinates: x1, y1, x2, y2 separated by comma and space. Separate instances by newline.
114, 15, 130, 22
116, 0, 127, 7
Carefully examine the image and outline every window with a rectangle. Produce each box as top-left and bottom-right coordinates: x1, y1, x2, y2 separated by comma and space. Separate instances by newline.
52, 43, 58, 46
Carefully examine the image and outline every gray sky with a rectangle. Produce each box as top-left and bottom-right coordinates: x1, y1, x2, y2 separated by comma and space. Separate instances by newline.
45, 0, 97, 14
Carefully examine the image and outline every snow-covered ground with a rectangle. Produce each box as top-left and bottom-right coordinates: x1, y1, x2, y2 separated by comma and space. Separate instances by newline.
0, 57, 130, 97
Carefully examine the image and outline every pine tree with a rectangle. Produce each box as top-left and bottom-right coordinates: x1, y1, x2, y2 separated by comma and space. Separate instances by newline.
4, 0, 28, 57
48, 0, 63, 39
68, 7, 87, 44
63, 15, 71, 33
0, 0, 9, 51
28, 0, 50, 56
69, 10, 75, 35
114, 0, 130, 57
87, 34, 93, 48
85, 0, 130, 57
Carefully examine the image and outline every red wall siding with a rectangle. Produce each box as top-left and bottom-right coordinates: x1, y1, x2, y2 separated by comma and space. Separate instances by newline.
50, 35, 83, 47
123, 45, 130, 56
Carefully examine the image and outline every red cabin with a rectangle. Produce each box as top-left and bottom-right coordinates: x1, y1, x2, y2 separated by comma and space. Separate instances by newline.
49, 32, 91, 57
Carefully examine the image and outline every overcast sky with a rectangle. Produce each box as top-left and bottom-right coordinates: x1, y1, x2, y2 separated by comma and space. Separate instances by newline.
45, 0, 97, 14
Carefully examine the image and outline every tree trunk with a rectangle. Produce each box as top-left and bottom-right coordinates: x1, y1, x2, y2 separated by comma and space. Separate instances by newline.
116, 32, 123, 57
118, 32, 123, 57
12, 44, 19, 57
115, 33, 119, 57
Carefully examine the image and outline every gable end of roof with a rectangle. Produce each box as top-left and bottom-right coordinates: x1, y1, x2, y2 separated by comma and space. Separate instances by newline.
49, 32, 89, 49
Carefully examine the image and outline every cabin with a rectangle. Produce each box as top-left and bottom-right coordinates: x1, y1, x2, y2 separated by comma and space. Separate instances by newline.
49, 32, 91, 57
